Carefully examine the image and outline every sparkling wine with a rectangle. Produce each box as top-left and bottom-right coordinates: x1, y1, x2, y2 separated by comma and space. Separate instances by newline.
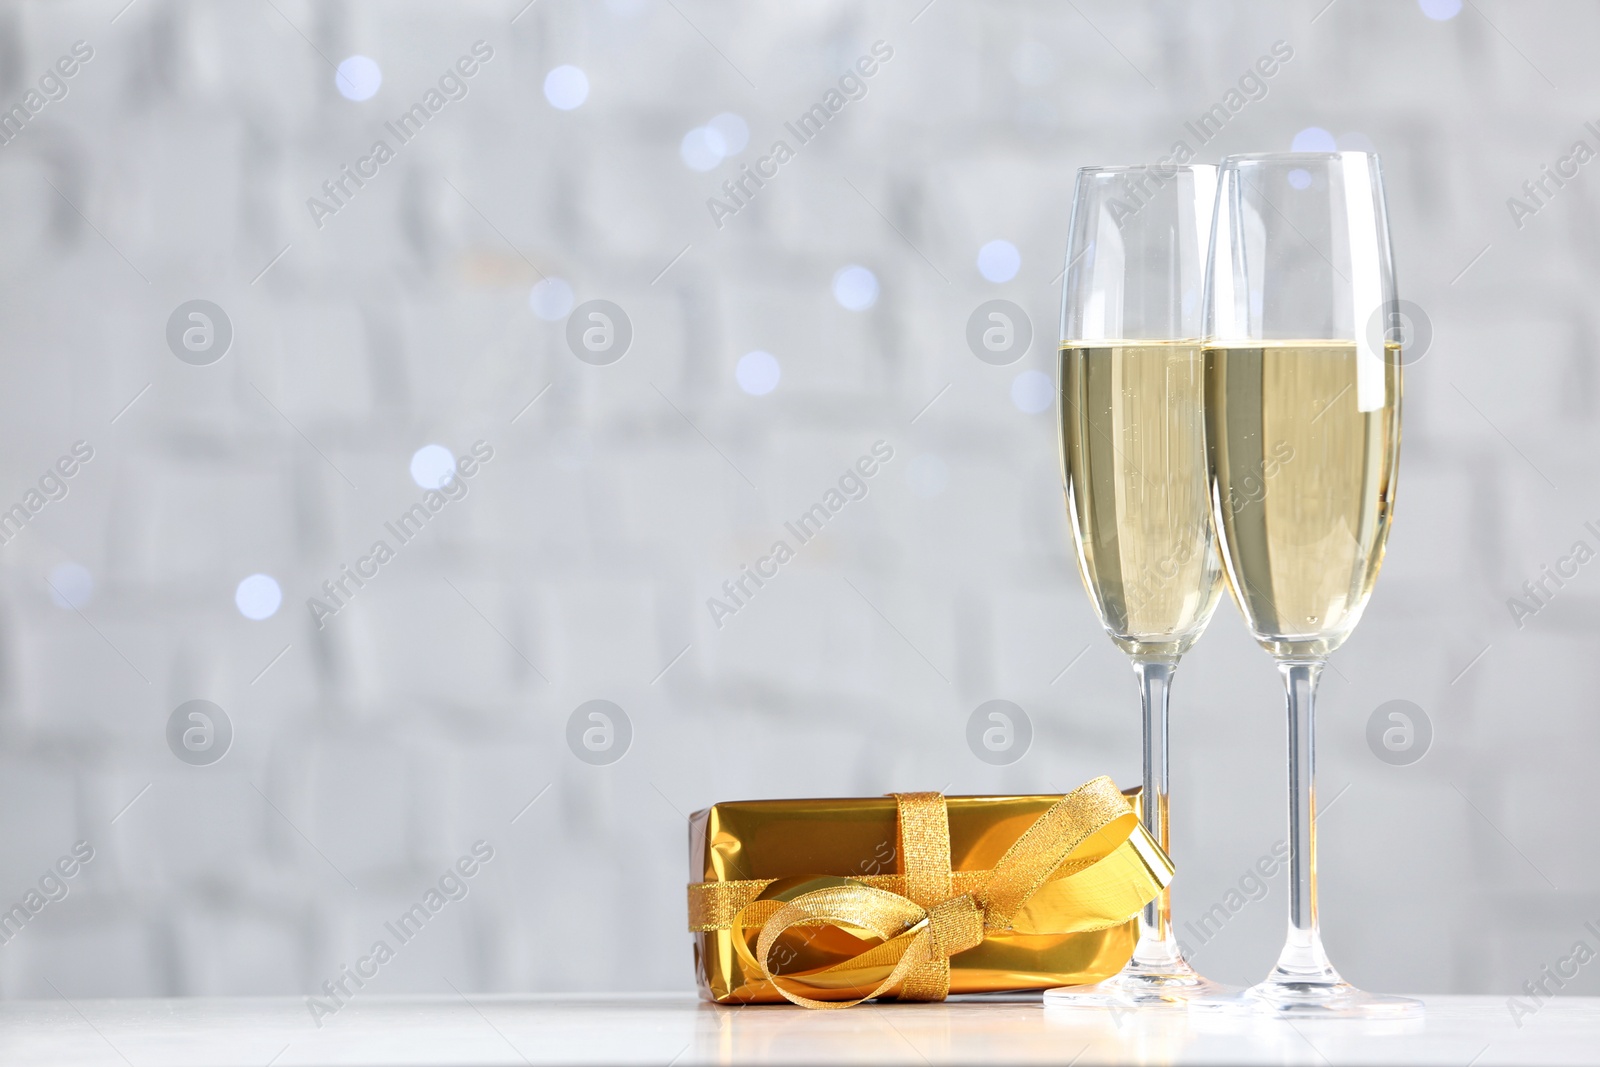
1059, 341, 1223, 658
1204, 341, 1402, 659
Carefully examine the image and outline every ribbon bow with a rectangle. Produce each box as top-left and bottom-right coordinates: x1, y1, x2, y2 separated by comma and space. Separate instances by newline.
687, 776, 1171, 1008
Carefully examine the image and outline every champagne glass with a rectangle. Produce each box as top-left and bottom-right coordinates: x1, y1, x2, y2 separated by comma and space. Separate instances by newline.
1044, 164, 1227, 1009
1197, 152, 1419, 1018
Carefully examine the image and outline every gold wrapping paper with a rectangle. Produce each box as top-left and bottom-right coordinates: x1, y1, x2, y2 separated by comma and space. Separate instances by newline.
688, 777, 1169, 1005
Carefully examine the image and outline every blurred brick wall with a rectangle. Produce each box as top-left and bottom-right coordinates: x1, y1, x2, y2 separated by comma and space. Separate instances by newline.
0, 0, 1593, 1002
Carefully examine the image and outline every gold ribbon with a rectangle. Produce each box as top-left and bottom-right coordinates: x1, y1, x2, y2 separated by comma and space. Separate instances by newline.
685, 776, 1172, 1009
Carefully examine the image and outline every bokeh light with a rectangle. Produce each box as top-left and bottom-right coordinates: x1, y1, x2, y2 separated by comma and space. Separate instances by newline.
978, 240, 1021, 283
48, 562, 93, 609
544, 66, 589, 110
335, 56, 382, 101
411, 444, 457, 489
1010, 370, 1052, 414
832, 265, 879, 311
735, 351, 781, 396
235, 574, 282, 620
530, 277, 575, 321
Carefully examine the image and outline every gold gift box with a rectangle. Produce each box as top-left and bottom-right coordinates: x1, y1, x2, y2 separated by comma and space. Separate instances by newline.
688, 788, 1153, 1004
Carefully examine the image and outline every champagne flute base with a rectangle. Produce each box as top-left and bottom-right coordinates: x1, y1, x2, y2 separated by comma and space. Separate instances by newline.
1043, 959, 1234, 1011
1190, 976, 1423, 1019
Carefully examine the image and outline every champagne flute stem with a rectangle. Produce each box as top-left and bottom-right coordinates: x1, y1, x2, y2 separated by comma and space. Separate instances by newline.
1274, 658, 1335, 980
1130, 656, 1180, 967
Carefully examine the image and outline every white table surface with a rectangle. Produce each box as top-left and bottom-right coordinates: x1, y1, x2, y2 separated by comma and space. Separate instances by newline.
1, 992, 1590, 1065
